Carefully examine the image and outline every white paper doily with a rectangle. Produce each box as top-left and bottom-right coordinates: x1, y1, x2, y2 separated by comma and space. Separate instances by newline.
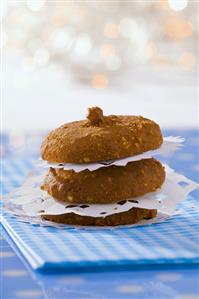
4, 165, 198, 222
37, 136, 184, 172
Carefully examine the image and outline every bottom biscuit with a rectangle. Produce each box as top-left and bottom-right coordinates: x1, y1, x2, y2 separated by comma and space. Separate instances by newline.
42, 207, 157, 226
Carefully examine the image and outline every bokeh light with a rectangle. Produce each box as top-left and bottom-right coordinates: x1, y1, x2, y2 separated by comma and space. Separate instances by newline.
104, 23, 119, 39
91, 74, 108, 89
165, 16, 192, 40
178, 52, 196, 70
74, 34, 92, 57
2, 1, 197, 84
51, 28, 75, 51
100, 44, 115, 58
26, 0, 46, 12
145, 42, 158, 61
119, 18, 136, 38
168, 0, 188, 11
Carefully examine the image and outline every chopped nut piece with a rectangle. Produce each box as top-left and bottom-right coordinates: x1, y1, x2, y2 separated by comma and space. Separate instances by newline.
83, 157, 90, 163
87, 106, 104, 125
67, 195, 73, 201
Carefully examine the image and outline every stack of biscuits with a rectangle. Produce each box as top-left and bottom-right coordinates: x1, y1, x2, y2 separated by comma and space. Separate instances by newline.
40, 107, 165, 226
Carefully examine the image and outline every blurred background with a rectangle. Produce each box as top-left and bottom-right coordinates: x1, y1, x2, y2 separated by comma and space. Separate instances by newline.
1, 0, 198, 136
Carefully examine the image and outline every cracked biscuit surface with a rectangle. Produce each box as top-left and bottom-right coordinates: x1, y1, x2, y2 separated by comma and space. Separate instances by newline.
42, 207, 157, 226
41, 158, 165, 204
41, 107, 163, 163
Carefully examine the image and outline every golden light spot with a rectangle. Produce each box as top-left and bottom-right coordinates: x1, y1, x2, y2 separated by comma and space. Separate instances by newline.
178, 52, 196, 70
156, 0, 169, 10
100, 44, 115, 58
104, 23, 119, 39
145, 42, 158, 60
117, 284, 143, 294
0, 252, 15, 258
51, 15, 66, 27
157, 273, 182, 282
16, 289, 43, 298
91, 74, 108, 89
3, 270, 27, 277
165, 17, 192, 40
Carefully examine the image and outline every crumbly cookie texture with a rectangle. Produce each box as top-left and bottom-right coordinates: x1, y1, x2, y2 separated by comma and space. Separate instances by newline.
41, 158, 165, 204
42, 207, 157, 226
40, 107, 163, 163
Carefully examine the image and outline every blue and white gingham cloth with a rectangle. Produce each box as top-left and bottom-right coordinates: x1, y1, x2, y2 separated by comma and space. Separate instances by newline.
1, 130, 199, 271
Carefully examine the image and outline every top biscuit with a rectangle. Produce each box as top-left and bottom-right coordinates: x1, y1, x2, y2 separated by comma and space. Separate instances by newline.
41, 107, 163, 163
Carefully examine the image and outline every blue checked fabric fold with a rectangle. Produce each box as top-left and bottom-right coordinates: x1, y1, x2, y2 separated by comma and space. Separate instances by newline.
1, 198, 199, 270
